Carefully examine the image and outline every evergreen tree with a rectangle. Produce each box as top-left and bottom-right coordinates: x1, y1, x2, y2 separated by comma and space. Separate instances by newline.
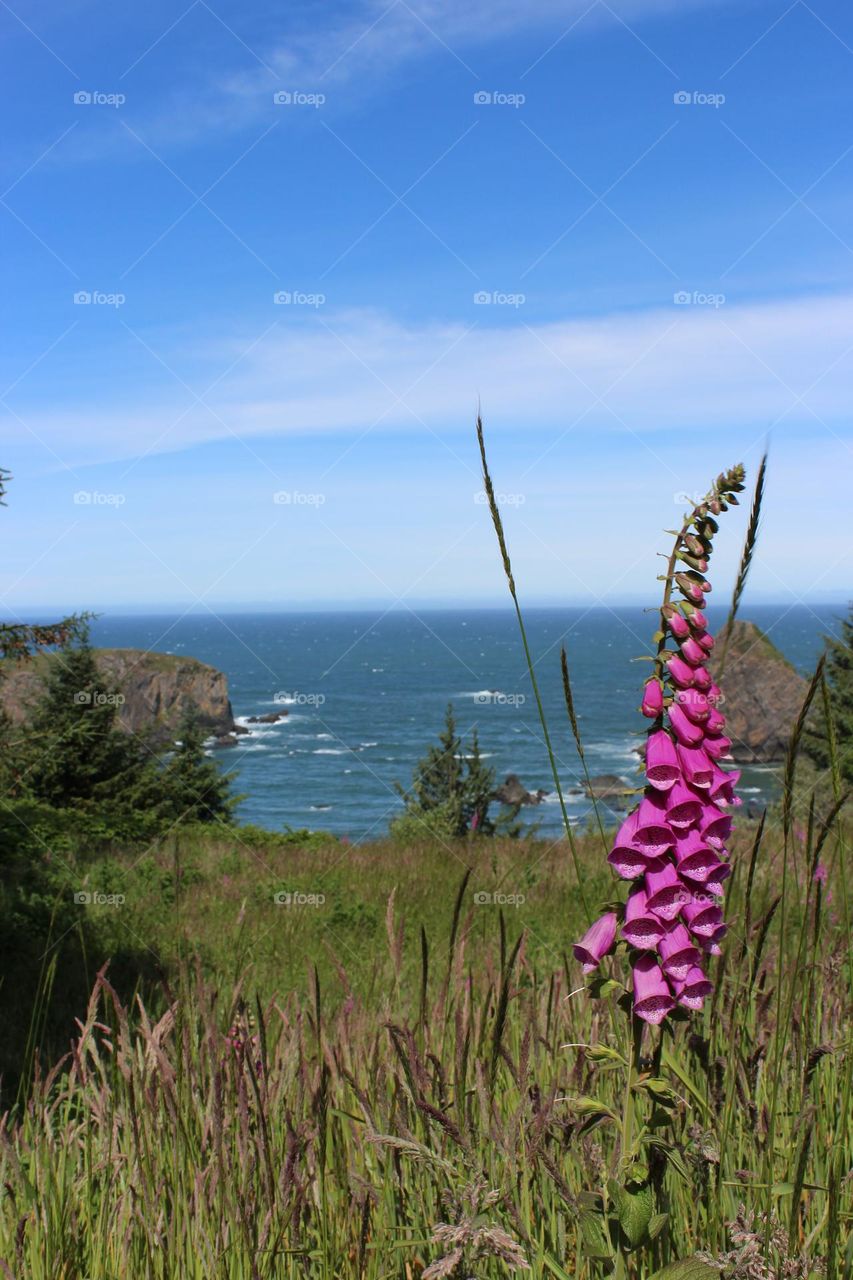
465, 729, 496, 835
150, 711, 238, 825
23, 638, 154, 811
393, 704, 496, 839
803, 605, 853, 785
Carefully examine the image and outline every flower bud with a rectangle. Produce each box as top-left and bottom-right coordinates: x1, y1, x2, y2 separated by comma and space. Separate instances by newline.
641, 678, 664, 718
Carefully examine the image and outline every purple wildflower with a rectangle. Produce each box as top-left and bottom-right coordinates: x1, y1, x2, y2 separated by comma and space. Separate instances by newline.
573, 912, 618, 973
574, 468, 744, 1022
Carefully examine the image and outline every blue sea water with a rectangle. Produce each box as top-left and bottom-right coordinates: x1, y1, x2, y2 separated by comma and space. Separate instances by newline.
86, 605, 839, 841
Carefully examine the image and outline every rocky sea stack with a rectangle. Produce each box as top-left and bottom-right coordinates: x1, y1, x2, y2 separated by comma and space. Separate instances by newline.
712, 619, 807, 762
0, 648, 236, 747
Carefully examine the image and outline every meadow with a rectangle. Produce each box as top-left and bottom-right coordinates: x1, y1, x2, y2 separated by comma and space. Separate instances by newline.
0, 806, 849, 1279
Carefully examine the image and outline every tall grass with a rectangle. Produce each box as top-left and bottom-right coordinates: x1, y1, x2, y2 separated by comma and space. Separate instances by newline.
0, 820, 848, 1278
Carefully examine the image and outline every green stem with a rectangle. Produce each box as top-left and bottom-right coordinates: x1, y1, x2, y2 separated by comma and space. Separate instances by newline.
620, 1015, 644, 1169
476, 416, 592, 923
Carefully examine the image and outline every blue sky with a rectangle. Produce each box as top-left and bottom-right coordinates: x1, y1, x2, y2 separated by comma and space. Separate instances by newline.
1, 0, 851, 612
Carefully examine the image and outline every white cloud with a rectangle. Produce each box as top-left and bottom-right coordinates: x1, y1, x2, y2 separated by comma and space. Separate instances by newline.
63, 0, 732, 156
7, 291, 853, 467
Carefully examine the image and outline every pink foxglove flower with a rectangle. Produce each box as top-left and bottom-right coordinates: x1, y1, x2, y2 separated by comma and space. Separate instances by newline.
701, 810, 732, 848
703, 735, 733, 761
674, 689, 711, 724
658, 923, 702, 981
573, 912, 618, 973
665, 610, 690, 640
645, 729, 680, 791
676, 744, 714, 790
680, 636, 707, 666
665, 781, 703, 830
667, 655, 697, 689
622, 887, 666, 949
633, 792, 676, 858
641, 678, 664, 718
608, 811, 652, 879
673, 965, 713, 1010
669, 703, 705, 746
576, 465, 745, 1022
645, 862, 688, 921
632, 955, 675, 1025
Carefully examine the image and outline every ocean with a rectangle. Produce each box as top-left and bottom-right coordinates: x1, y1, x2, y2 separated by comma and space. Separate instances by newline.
86, 605, 838, 841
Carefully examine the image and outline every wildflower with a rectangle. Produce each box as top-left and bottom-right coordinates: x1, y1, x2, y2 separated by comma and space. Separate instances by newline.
621, 887, 666, 949
632, 954, 675, 1024
645, 729, 680, 791
577, 466, 744, 1022
645, 861, 688, 921
641, 678, 664, 717
658, 922, 702, 980
674, 965, 713, 1010
669, 703, 705, 746
665, 780, 704, 830
634, 792, 676, 858
573, 912, 618, 972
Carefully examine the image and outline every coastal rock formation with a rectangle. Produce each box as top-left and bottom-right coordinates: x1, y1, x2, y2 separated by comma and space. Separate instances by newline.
0, 648, 236, 747
712, 620, 807, 763
583, 774, 635, 807
493, 774, 547, 806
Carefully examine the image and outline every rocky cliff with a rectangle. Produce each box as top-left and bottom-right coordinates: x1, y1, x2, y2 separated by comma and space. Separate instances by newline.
712, 620, 807, 763
0, 648, 235, 747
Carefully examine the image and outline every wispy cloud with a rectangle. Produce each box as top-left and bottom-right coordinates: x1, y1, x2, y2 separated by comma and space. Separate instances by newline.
59, 0, 731, 158
6, 290, 852, 467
